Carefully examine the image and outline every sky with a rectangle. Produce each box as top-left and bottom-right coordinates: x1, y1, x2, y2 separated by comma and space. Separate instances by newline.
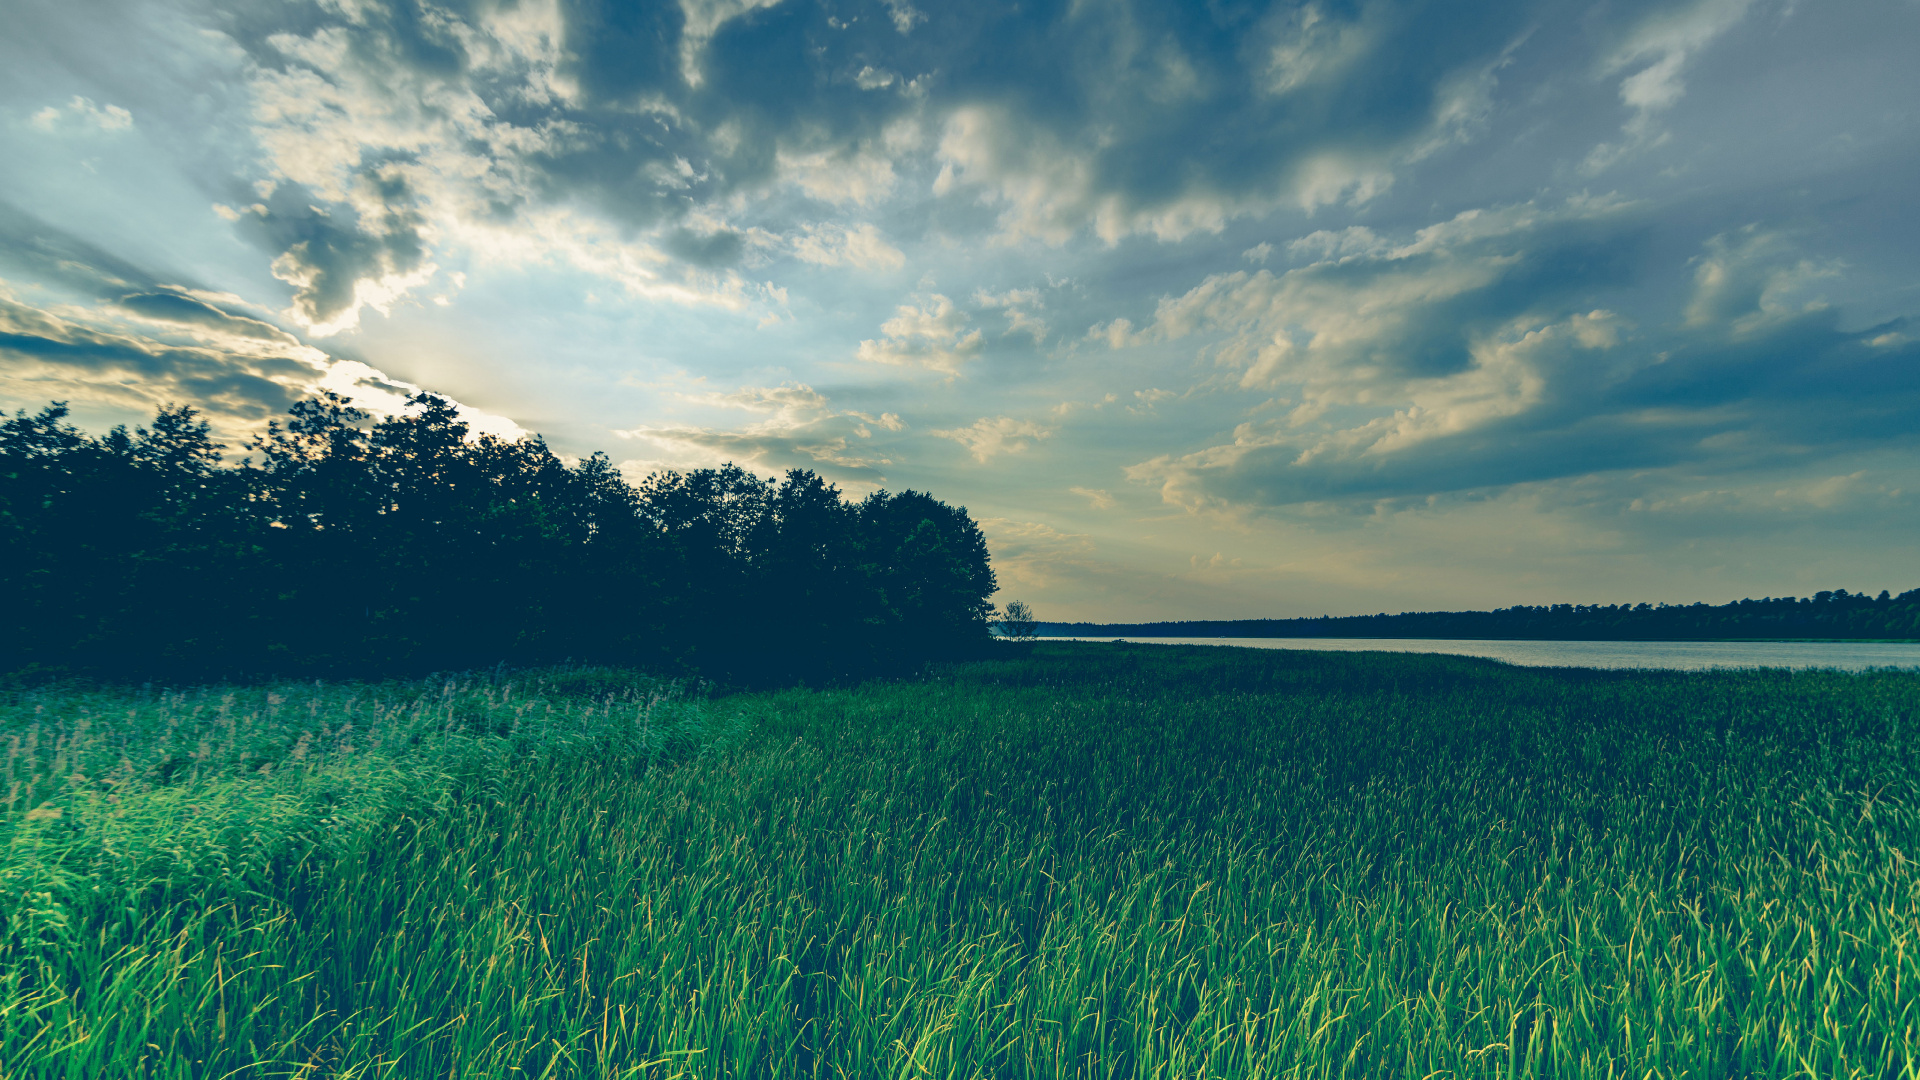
2, 0, 1917, 622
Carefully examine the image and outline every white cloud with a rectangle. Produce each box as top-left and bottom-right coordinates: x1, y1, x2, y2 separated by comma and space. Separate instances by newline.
1109, 198, 1682, 515
241, 12, 781, 335
1586, 0, 1759, 173
855, 293, 984, 372
933, 106, 1251, 245
1123, 422, 1288, 517
1261, 3, 1378, 96
930, 416, 1052, 462
1086, 318, 1136, 350
29, 96, 133, 133
1051, 393, 1117, 418
933, 101, 1403, 246
1128, 388, 1175, 414
972, 287, 1048, 342
1287, 226, 1386, 261
777, 146, 900, 206
791, 222, 906, 270
1070, 486, 1116, 509
881, 0, 925, 34
1685, 226, 1842, 335
614, 382, 901, 481
1288, 310, 1624, 465
313, 359, 527, 441
1134, 196, 1631, 402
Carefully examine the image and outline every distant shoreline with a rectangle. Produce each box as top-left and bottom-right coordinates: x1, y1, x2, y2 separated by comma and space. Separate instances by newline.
1040, 634, 1920, 644
1024, 635, 1920, 672
1032, 589, 1920, 644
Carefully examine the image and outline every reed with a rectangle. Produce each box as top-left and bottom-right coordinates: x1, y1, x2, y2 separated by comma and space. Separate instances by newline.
2, 643, 1915, 1077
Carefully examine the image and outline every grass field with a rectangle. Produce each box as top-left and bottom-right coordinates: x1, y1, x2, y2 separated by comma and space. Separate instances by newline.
2, 642, 1916, 1078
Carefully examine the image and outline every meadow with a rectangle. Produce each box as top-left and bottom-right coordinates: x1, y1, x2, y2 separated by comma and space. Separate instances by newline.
1, 641, 1916, 1078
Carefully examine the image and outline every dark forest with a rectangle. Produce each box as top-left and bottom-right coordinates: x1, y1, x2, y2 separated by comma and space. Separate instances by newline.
0, 394, 998, 683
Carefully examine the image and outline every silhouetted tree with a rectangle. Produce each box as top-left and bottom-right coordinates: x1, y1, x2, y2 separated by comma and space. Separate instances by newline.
0, 394, 1004, 682
995, 600, 1037, 640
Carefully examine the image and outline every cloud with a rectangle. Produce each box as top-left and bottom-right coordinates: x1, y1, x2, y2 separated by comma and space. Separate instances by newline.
0, 289, 320, 429
1128, 388, 1176, 414
1261, 4, 1379, 96
28, 96, 133, 134
1286, 226, 1387, 261
678, 0, 789, 87
1087, 318, 1136, 350
930, 415, 1051, 462
615, 381, 900, 482
311, 360, 527, 442
977, 517, 1100, 592
791, 222, 905, 270
0, 206, 520, 441
917, 0, 1532, 245
116, 289, 302, 344
881, 1, 925, 35
1070, 486, 1116, 510
931, 105, 1391, 245
229, 1, 797, 334
1118, 200, 1920, 515
1132, 195, 1637, 401
1585, 0, 1760, 172
972, 287, 1047, 342
855, 293, 983, 372
777, 145, 902, 206
1684, 225, 1841, 336
144, 0, 1557, 338
264, 200, 440, 338
0, 279, 520, 444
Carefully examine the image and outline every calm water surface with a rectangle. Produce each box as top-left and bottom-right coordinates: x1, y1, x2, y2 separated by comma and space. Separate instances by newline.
1048, 637, 1920, 671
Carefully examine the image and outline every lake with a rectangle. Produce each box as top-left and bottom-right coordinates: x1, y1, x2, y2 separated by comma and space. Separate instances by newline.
1045, 636, 1920, 671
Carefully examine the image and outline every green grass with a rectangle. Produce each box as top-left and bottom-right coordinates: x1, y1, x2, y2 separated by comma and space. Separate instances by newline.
2, 642, 1917, 1078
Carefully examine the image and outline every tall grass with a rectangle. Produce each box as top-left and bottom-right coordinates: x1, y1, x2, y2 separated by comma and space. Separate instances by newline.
2, 643, 1916, 1077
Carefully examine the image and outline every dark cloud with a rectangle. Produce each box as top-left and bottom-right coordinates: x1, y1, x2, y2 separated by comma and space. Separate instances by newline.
664, 226, 746, 268
201, 0, 1604, 315
354, 374, 414, 396
1117, 185, 1920, 514
1134, 311, 1920, 511
117, 291, 298, 343
0, 207, 321, 423
0, 298, 315, 422
556, 0, 684, 102
0, 204, 296, 348
234, 179, 430, 332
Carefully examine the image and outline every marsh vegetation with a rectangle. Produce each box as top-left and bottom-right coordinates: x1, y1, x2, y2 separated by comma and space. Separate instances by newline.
3, 643, 1916, 1077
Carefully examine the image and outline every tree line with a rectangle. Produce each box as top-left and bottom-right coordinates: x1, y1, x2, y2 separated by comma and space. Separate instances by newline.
1042, 590, 1920, 643
0, 394, 999, 683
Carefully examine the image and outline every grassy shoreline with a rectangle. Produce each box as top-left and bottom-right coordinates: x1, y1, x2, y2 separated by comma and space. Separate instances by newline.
3, 643, 1916, 1077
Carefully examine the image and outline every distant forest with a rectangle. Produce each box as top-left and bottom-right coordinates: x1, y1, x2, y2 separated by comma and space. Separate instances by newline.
1042, 590, 1920, 643
0, 394, 997, 683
